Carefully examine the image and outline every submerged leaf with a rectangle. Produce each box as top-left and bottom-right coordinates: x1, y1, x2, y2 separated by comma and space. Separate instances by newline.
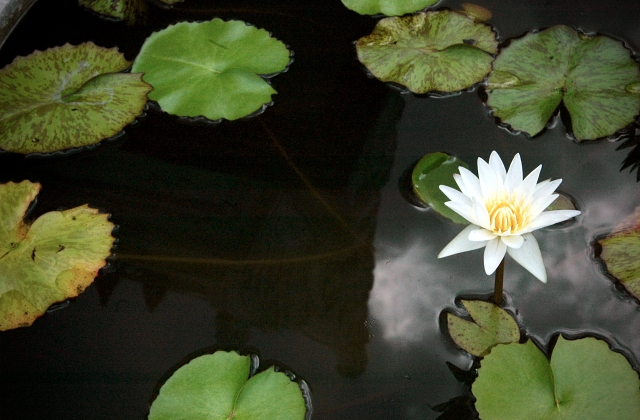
412, 152, 470, 223
473, 336, 640, 419
78, 0, 147, 25
341, 0, 438, 16
487, 25, 640, 140
149, 351, 307, 420
356, 11, 498, 94
598, 206, 640, 300
0, 181, 115, 330
0, 42, 151, 154
132, 19, 291, 121
446, 300, 519, 357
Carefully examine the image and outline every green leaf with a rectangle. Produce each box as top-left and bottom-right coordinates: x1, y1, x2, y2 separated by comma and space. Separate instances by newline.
473, 336, 640, 419
131, 19, 291, 121
487, 25, 640, 140
356, 11, 498, 94
341, 0, 438, 16
446, 300, 519, 357
412, 152, 470, 223
78, 0, 148, 25
546, 192, 577, 211
149, 351, 307, 420
0, 42, 151, 154
597, 206, 640, 301
0, 181, 115, 331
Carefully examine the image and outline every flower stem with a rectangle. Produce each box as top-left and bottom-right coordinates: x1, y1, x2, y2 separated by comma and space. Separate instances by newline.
494, 258, 505, 305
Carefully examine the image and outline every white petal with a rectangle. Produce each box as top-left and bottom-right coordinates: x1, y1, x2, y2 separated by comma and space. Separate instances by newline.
469, 228, 497, 241
453, 174, 472, 198
532, 179, 562, 202
506, 233, 547, 282
528, 193, 559, 220
501, 234, 524, 249
444, 201, 475, 223
504, 153, 523, 192
517, 164, 542, 202
522, 210, 581, 232
488, 151, 507, 180
438, 224, 488, 258
484, 238, 507, 275
478, 158, 498, 198
459, 167, 482, 200
440, 185, 472, 206
472, 197, 491, 229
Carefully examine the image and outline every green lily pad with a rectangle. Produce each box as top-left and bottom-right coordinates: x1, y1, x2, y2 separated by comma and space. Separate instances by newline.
131, 19, 291, 121
78, 0, 147, 25
0, 42, 152, 154
149, 351, 307, 420
597, 206, 640, 301
341, 0, 438, 16
486, 25, 640, 140
356, 11, 498, 94
0, 181, 115, 331
473, 336, 640, 419
412, 152, 470, 223
446, 300, 519, 357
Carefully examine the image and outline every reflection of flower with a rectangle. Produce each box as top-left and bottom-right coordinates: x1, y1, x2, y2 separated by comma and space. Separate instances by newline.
438, 151, 581, 282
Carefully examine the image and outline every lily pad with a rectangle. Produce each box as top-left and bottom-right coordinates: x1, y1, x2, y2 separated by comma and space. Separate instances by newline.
446, 300, 519, 357
341, 0, 438, 16
0, 42, 152, 154
486, 25, 640, 140
78, 0, 147, 25
131, 19, 291, 121
356, 10, 498, 94
412, 152, 469, 223
473, 336, 640, 419
149, 350, 307, 420
0, 181, 115, 331
597, 206, 640, 300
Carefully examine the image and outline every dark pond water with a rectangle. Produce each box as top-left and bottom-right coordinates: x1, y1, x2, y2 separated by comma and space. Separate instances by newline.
1, 0, 639, 418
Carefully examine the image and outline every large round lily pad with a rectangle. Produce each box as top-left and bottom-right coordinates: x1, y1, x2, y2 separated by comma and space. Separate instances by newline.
341, 0, 438, 16
149, 351, 307, 420
356, 10, 498, 94
486, 25, 640, 140
0, 42, 151, 154
597, 206, 640, 301
473, 336, 640, 419
446, 300, 519, 357
0, 181, 115, 331
132, 19, 291, 121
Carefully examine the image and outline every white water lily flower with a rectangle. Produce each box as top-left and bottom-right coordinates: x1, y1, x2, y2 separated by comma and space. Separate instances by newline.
438, 151, 581, 283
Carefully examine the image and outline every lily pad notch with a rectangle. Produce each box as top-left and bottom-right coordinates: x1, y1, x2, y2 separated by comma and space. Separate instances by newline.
132, 19, 293, 122
0, 181, 116, 331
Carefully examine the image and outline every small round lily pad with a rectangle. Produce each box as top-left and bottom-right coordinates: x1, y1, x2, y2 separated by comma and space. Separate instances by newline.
0, 42, 152, 154
446, 300, 519, 357
149, 350, 307, 420
132, 19, 291, 121
356, 10, 498, 94
79, 0, 148, 25
0, 181, 115, 331
486, 25, 640, 140
341, 0, 439, 16
473, 336, 640, 419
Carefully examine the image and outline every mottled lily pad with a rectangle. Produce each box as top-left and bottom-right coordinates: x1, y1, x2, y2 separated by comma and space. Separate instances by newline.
412, 152, 469, 223
446, 300, 519, 357
0, 181, 115, 331
356, 10, 498, 94
132, 19, 291, 121
79, 0, 147, 25
486, 25, 640, 140
597, 206, 640, 301
149, 351, 307, 420
341, 0, 438, 16
0, 42, 151, 154
473, 336, 640, 419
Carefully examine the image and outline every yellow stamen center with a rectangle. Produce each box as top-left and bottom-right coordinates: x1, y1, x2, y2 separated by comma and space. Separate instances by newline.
486, 193, 528, 235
